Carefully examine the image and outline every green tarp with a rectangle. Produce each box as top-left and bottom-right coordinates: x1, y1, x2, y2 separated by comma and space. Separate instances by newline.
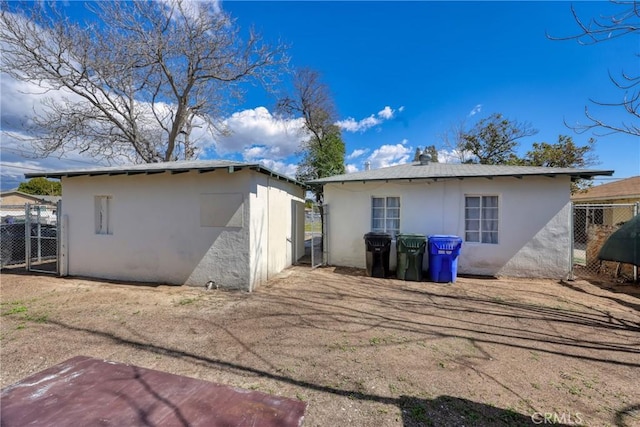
598, 215, 640, 266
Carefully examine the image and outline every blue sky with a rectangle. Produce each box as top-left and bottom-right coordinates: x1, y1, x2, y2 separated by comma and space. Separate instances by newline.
1, 1, 638, 190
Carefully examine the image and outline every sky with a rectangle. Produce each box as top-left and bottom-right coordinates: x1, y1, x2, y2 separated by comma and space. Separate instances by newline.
1, 1, 639, 190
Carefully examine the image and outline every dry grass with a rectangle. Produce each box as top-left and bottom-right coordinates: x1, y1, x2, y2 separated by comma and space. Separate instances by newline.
1, 266, 639, 426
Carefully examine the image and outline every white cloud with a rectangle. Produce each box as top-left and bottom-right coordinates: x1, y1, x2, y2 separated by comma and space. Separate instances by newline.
216, 107, 307, 159
335, 115, 380, 133
469, 104, 482, 117
346, 148, 369, 160
255, 159, 298, 179
0, 132, 110, 190
366, 141, 412, 169
345, 164, 359, 174
157, 0, 222, 22
335, 105, 402, 133
377, 106, 394, 120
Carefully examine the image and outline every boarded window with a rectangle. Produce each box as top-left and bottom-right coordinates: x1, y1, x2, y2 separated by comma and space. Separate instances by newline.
95, 196, 112, 235
200, 193, 244, 228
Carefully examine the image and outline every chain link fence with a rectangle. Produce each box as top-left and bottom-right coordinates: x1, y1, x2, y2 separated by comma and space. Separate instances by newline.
1, 203, 59, 272
1, 205, 29, 267
572, 203, 638, 282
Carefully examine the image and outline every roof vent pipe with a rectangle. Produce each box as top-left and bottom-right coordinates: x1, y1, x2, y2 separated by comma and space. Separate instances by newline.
364, 161, 371, 171
418, 152, 431, 165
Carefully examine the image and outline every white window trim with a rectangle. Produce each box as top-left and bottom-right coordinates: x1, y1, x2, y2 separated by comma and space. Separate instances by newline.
371, 195, 401, 237
464, 194, 500, 244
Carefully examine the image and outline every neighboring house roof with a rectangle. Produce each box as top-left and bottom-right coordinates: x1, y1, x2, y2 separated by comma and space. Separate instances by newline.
0, 191, 61, 205
571, 176, 640, 202
308, 162, 614, 184
24, 160, 306, 188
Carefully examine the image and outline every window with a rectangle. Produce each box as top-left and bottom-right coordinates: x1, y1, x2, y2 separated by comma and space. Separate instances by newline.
371, 196, 400, 237
465, 195, 498, 244
95, 196, 112, 235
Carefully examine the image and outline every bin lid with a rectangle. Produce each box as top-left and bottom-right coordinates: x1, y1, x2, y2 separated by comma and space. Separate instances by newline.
428, 235, 462, 241
428, 235, 463, 252
397, 233, 426, 240
397, 234, 427, 250
364, 232, 392, 239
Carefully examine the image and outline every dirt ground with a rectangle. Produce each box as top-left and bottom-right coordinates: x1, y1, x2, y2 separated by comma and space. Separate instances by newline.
1, 266, 639, 426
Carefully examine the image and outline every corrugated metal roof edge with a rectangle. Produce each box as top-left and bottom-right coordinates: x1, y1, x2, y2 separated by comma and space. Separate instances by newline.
24, 163, 307, 189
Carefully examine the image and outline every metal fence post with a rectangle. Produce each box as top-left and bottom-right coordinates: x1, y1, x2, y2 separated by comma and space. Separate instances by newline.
57, 200, 62, 276
569, 202, 575, 281
635, 202, 639, 283
25, 203, 31, 271
322, 204, 328, 266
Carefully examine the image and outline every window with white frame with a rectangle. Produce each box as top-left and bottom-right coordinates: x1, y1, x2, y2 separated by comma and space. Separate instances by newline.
465, 195, 498, 244
95, 195, 112, 235
371, 196, 400, 237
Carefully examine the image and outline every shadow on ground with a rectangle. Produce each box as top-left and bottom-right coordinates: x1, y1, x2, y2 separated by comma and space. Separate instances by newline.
398, 395, 581, 427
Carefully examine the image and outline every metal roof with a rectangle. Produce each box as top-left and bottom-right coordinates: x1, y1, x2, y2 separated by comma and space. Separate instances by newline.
24, 160, 306, 188
308, 162, 614, 184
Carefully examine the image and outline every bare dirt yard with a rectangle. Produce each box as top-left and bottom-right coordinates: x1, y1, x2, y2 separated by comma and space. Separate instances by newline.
1, 266, 639, 426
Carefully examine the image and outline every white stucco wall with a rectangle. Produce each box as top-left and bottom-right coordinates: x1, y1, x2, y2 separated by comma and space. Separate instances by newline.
59, 170, 276, 289
248, 175, 305, 291
324, 176, 573, 279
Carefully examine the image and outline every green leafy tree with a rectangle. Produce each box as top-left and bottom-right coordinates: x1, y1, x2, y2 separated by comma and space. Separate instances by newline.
524, 135, 596, 168
413, 145, 439, 162
17, 178, 61, 196
296, 127, 346, 188
522, 135, 597, 193
424, 145, 439, 163
460, 113, 538, 164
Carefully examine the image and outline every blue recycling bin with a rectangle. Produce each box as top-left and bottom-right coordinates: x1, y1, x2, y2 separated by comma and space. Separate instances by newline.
428, 235, 463, 283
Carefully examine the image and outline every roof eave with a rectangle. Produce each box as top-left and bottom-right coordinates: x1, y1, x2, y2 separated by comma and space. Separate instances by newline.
25, 164, 306, 189
311, 170, 614, 185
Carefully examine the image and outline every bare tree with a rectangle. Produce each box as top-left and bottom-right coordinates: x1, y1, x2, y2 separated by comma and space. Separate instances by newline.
440, 120, 474, 163
0, 0, 287, 163
548, 1, 639, 137
277, 68, 345, 192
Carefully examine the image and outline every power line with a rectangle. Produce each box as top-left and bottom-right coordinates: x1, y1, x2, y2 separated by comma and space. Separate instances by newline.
0, 147, 103, 166
0, 162, 47, 172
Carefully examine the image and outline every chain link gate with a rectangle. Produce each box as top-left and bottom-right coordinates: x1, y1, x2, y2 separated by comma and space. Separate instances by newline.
25, 202, 60, 273
306, 203, 326, 268
572, 203, 638, 282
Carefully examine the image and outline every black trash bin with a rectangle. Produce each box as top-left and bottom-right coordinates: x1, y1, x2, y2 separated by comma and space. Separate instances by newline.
396, 234, 427, 281
364, 232, 392, 278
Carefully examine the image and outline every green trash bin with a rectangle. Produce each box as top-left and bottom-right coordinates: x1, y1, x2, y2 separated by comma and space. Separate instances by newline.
396, 234, 427, 281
